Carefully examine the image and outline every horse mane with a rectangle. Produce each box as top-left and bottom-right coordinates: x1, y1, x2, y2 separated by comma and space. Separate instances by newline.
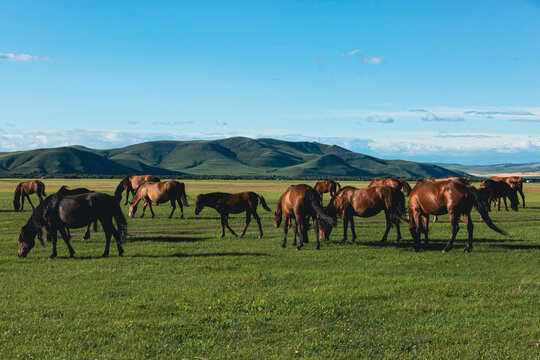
115, 175, 133, 197
24, 193, 62, 233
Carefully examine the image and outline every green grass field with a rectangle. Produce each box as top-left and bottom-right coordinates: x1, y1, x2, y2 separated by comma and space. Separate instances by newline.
0, 179, 538, 359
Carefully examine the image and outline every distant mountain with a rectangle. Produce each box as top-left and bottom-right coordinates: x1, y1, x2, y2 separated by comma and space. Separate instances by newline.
0, 137, 464, 178
434, 162, 540, 176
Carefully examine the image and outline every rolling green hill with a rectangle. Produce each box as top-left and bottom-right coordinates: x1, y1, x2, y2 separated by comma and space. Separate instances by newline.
0, 137, 464, 178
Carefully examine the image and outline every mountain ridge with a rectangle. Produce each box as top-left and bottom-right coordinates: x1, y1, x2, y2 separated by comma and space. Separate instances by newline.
0, 137, 465, 178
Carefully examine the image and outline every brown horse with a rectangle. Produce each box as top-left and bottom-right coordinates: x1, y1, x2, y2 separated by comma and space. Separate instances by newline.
194, 191, 271, 239
128, 181, 189, 219
115, 175, 161, 205
408, 179, 506, 253
314, 180, 341, 198
480, 179, 519, 212
13, 180, 46, 212
490, 176, 525, 208
318, 185, 406, 243
274, 184, 335, 250
368, 178, 412, 196
420, 177, 470, 222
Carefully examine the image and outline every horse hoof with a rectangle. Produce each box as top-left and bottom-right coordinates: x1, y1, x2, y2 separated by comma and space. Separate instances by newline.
296, 246, 302, 251
281, 245, 286, 249
464, 248, 472, 253
101, 253, 109, 258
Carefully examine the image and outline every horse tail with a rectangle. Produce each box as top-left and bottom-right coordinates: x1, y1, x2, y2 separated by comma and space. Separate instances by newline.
390, 189, 407, 223
469, 186, 507, 236
307, 189, 335, 226
39, 182, 46, 197
180, 183, 189, 207
401, 180, 412, 196
258, 194, 271, 212
112, 200, 128, 243
14, 183, 21, 200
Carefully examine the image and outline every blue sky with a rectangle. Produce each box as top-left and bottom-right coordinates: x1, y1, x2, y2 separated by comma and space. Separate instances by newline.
1, 0, 539, 164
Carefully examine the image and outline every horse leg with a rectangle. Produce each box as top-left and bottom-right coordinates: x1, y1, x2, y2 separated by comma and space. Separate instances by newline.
49, 229, 58, 259
409, 211, 422, 251
20, 195, 25, 211
462, 212, 474, 253
101, 220, 112, 257
58, 227, 76, 258
253, 210, 263, 239
381, 211, 392, 243
296, 220, 305, 250
341, 211, 349, 243
146, 197, 155, 218
168, 199, 176, 218
281, 217, 290, 248
314, 218, 321, 250
432, 215, 438, 223
349, 216, 357, 243
224, 214, 238, 237
423, 215, 429, 245
518, 189, 525, 208
177, 198, 184, 219
220, 214, 226, 238
83, 224, 91, 240
124, 191, 129, 205
140, 202, 147, 218
503, 196, 508, 211
240, 211, 252, 238
293, 221, 299, 247
442, 212, 460, 253
26, 195, 35, 210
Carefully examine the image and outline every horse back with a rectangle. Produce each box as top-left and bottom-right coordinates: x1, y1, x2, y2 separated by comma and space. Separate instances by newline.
57, 192, 114, 228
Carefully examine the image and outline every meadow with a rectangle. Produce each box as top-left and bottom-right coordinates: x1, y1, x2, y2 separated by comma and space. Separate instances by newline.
0, 178, 538, 359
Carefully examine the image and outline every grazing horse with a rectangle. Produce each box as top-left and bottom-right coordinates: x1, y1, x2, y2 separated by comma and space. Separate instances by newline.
194, 191, 271, 239
274, 184, 335, 250
490, 176, 525, 208
421, 177, 470, 222
314, 180, 342, 198
318, 185, 406, 243
13, 180, 46, 212
480, 179, 519, 212
408, 179, 506, 253
114, 175, 161, 205
368, 178, 412, 196
18, 192, 127, 258
129, 181, 189, 219
56, 186, 98, 240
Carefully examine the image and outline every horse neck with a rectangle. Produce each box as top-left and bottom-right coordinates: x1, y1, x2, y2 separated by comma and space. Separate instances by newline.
14, 184, 22, 200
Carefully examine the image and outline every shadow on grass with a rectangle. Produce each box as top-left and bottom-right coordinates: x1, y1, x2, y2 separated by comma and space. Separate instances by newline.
489, 244, 540, 250
128, 235, 206, 243
127, 251, 271, 258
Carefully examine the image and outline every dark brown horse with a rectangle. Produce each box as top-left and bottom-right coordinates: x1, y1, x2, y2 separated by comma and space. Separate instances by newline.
420, 177, 470, 222
319, 185, 406, 243
13, 180, 46, 212
56, 186, 98, 240
18, 192, 127, 258
129, 181, 189, 219
194, 191, 271, 239
274, 184, 335, 250
490, 176, 525, 208
368, 178, 412, 196
408, 179, 506, 253
115, 175, 161, 205
480, 179, 519, 212
314, 180, 341, 198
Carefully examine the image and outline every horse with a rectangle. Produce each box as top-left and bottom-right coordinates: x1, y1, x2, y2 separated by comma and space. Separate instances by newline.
128, 181, 189, 219
314, 180, 342, 198
408, 179, 506, 253
56, 186, 98, 240
490, 176, 525, 208
480, 179, 519, 212
420, 177, 470, 222
368, 178, 412, 196
194, 191, 271, 239
114, 175, 161, 205
274, 184, 335, 250
13, 180, 46, 212
318, 185, 406, 243
18, 192, 127, 258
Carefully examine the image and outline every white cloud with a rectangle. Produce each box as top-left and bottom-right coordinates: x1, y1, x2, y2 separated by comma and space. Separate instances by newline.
366, 115, 394, 123
341, 49, 361, 57
0, 52, 49, 61
421, 113, 465, 122
216, 119, 228, 126
362, 56, 383, 64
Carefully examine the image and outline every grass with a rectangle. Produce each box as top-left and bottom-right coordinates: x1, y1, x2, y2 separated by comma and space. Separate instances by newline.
0, 178, 538, 359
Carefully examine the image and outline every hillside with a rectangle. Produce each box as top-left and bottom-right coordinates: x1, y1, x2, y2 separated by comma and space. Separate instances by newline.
434, 162, 540, 177
0, 137, 464, 178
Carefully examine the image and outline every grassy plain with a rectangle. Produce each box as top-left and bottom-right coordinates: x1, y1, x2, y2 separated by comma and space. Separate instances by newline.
0, 178, 538, 359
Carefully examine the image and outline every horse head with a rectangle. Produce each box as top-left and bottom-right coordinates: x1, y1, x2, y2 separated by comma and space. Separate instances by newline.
273, 211, 282, 228
18, 225, 36, 258
194, 194, 205, 215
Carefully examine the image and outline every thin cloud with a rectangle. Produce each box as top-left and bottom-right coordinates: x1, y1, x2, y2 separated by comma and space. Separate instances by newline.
408, 109, 429, 113
436, 132, 492, 139
465, 110, 535, 116
422, 113, 465, 122
366, 115, 394, 124
0, 52, 49, 61
341, 49, 361, 57
362, 56, 383, 64
128, 121, 138, 125
216, 120, 228, 126
510, 119, 540, 123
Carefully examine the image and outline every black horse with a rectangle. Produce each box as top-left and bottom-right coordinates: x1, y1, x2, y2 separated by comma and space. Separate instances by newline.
55, 186, 98, 240
18, 192, 127, 258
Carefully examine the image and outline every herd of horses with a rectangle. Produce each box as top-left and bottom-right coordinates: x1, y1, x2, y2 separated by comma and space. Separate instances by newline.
13, 175, 526, 258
